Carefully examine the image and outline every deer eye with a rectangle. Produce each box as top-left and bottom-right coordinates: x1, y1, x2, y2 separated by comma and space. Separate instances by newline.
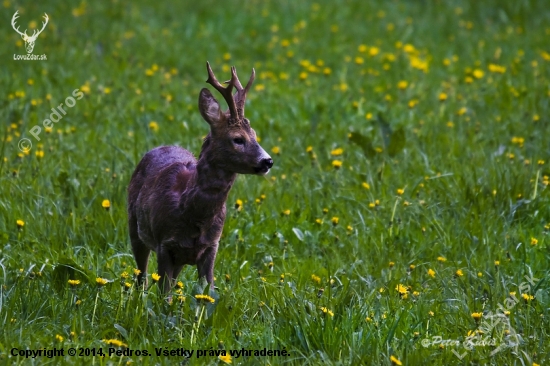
233, 137, 245, 145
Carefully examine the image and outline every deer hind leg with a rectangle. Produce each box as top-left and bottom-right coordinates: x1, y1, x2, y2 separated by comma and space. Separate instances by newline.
129, 216, 150, 288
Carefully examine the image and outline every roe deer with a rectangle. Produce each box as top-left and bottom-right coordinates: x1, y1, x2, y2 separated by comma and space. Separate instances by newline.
127, 62, 273, 292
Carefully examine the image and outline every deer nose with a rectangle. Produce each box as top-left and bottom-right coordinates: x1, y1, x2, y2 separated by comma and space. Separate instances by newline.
262, 158, 273, 169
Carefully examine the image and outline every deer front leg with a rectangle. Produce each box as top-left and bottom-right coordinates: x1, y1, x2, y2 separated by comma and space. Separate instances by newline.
197, 244, 219, 285
157, 245, 176, 293
196, 213, 224, 286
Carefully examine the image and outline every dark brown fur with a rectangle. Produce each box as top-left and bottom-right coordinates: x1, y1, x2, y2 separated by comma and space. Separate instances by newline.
127, 63, 273, 292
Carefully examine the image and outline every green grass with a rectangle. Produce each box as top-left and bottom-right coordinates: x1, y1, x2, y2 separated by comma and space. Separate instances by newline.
1, 0, 549, 364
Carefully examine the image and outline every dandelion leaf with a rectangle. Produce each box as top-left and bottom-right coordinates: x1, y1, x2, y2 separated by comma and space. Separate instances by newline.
349, 132, 375, 158
52, 259, 92, 294
388, 127, 406, 157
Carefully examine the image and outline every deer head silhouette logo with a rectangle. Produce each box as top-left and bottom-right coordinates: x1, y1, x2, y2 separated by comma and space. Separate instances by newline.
11, 11, 49, 54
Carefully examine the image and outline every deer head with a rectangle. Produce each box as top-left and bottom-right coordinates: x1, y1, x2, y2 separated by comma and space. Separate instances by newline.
198, 62, 273, 175
11, 11, 49, 54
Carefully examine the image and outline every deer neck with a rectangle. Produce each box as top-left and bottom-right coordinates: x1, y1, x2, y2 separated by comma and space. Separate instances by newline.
183, 138, 237, 214
195, 156, 236, 197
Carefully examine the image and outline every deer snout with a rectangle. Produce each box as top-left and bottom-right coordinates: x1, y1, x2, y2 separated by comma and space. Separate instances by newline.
254, 156, 273, 175
262, 158, 273, 169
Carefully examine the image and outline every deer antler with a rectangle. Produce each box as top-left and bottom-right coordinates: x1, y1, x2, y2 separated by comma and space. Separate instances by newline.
206, 62, 239, 121
30, 13, 49, 39
230, 67, 255, 119
11, 11, 27, 38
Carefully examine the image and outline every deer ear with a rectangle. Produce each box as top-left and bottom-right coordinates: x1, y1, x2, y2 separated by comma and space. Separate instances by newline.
199, 88, 224, 127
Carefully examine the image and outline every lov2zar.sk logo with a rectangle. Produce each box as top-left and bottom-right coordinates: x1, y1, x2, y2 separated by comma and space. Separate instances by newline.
11, 10, 49, 60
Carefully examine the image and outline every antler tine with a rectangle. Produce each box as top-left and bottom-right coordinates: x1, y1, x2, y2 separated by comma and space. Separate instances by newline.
11, 11, 26, 37
232, 67, 255, 118
205, 61, 238, 120
31, 13, 48, 38
40, 14, 49, 31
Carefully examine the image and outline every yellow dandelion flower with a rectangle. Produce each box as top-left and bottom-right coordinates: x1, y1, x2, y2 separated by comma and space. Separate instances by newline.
16, 219, 25, 228
271, 146, 280, 155
396, 188, 404, 195
55, 334, 64, 342
103, 339, 128, 348
315, 218, 322, 225
439, 92, 448, 101
102, 199, 111, 210
282, 209, 291, 216
397, 80, 408, 89
369, 47, 380, 56
331, 217, 339, 225
219, 353, 232, 364
320, 307, 334, 317
151, 273, 161, 282
494, 260, 500, 266
488, 64, 506, 73
390, 355, 402, 365
331, 148, 343, 156
530, 238, 538, 245
427, 268, 436, 278
332, 160, 343, 168
133, 268, 141, 276
455, 269, 464, 277
473, 69, 484, 79
149, 121, 159, 132
395, 284, 408, 295
68, 279, 80, 287
471, 312, 482, 320
311, 274, 321, 285
457, 107, 467, 115
195, 294, 215, 303
437, 256, 447, 262
522, 293, 534, 301
96, 277, 108, 286
362, 182, 370, 189
235, 199, 243, 211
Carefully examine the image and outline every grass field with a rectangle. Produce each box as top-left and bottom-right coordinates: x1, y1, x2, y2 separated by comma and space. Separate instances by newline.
1, 0, 549, 364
